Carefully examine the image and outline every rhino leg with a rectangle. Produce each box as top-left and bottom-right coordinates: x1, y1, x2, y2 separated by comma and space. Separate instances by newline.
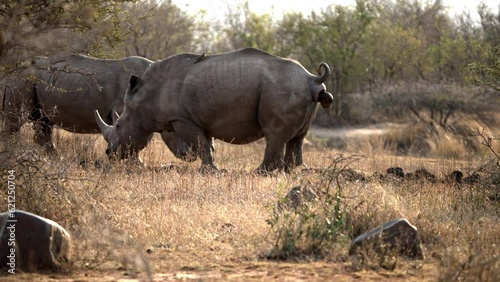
196, 137, 218, 171
258, 138, 286, 174
31, 109, 55, 152
171, 121, 218, 171
161, 131, 197, 162
2, 87, 33, 139
284, 135, 305, 172
2, 101, 23, 138
3, 111, 23, 139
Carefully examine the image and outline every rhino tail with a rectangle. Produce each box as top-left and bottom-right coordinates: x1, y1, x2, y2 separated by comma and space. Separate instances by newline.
315, 62, 330, 83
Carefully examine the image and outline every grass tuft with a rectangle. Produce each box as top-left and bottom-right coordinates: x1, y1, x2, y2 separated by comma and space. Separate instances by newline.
0, 123, 498, 280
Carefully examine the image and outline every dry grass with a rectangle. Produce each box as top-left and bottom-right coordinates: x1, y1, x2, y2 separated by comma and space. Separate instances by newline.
310, 114, 499, 162
0, 122, 499, 281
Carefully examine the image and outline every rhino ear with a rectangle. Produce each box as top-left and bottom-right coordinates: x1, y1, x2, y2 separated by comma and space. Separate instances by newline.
129, 75, 143, 93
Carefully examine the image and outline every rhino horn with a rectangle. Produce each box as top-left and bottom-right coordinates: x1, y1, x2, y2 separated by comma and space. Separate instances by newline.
94, 110, 112, 139
316, 62, 330, 83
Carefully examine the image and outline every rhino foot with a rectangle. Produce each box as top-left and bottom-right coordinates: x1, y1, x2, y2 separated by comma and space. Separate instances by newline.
36, 139, 56, 153
284, 162, 308, 174
43, 144, 56, 154
255, 167, 269, 176
199, 164, 225, 174
255, 167, 284, 177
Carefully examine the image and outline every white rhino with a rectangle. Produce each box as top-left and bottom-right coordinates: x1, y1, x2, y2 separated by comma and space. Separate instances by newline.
96, 48, 333, 173
1, 54, 194, 161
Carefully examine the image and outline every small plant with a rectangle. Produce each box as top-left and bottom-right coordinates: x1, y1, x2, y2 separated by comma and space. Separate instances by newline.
476, 128, 500, 166
265, 154, 362, 260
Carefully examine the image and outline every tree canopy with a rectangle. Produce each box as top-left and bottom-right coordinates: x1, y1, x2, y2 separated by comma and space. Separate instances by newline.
1, 0, 499, 124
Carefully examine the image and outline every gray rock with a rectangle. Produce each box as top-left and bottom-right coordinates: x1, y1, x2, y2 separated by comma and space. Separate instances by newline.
340, 168, 368, 182
349, 218, 424, 260
445, 170, 463, 184
0, 210, 72, 272
275, 186, 317, 214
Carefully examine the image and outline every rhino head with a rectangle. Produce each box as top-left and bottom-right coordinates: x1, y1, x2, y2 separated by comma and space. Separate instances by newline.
95, 75, 154, 159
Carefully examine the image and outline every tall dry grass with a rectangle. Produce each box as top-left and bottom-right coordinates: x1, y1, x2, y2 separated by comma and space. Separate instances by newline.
325, 115, 500, 165
0, 122, 498, 280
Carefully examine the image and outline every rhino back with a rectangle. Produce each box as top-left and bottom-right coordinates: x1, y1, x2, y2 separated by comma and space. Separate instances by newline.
145, 49, 316, 143
35, 55, 151, 133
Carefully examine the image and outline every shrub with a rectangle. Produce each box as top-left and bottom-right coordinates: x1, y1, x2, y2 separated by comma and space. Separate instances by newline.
264, 155, 363, 260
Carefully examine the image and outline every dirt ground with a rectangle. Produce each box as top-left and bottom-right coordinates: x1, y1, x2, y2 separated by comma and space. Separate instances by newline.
2, 260, 438, 281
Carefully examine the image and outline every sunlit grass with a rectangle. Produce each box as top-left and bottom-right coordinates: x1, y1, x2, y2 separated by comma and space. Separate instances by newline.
1, 124, 498, 280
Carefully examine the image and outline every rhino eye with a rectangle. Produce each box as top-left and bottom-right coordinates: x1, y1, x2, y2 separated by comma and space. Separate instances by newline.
116, 124, 120, 129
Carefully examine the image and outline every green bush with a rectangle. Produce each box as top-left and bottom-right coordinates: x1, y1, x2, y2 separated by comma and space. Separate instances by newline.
264, 155, 363, 260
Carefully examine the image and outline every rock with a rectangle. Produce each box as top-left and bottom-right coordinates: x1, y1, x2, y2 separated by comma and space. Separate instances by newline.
349, 218, 424, 260
445, 170, 463, 184
340, 168, 368, 182
412, 168, 437, 183
0, 210, 72, 272
488, 190, 500, 202
404, 172, 414, 179
463, 172, 481, 185
386, 167, 404, 178
275, 186, 317, 214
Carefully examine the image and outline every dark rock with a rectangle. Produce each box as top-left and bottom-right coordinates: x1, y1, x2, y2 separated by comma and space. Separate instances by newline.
405, 172, 414, 180
412, 168, 437, 183
340, 168, 368, 182
0, 210, 72, 272
349, 218, 424, 260
487, 185, 499, 201
386, 167, 405, 178
79, 159, 88, 167
463, 172, 481, 185
488, 192, 500, 201
445, 170, 463, 184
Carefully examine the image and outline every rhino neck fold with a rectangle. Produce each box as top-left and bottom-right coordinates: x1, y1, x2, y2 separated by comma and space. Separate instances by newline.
136, 112, 166, 135
131, 90, 164, 134
139, 119, 160, 135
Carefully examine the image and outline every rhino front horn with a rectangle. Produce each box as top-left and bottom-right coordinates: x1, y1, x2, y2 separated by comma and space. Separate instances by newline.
94, 110, 112, 140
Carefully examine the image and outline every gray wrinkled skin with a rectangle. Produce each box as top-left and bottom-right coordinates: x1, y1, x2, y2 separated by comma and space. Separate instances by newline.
96, 48, 333, 173
2, 54, 194, 161
2, 55, 151, 151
